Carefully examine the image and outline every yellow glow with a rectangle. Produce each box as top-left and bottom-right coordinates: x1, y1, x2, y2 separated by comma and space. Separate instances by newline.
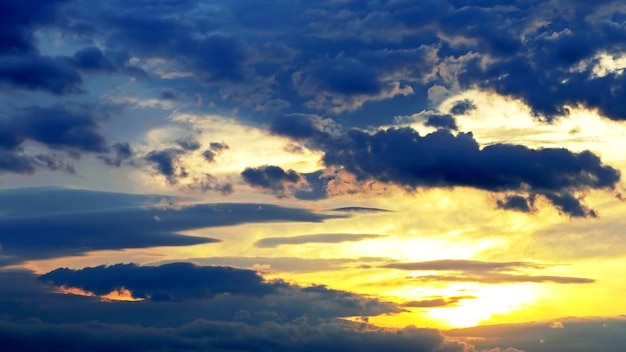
56, 286, 96, 297
425, 284, 539, 328
101, 288, 145, 302
54, 285, 143, 302
437, 89, 626, 164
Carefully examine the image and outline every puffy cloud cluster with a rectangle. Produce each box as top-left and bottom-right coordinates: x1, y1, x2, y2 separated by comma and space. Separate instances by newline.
271, 114, 620, 217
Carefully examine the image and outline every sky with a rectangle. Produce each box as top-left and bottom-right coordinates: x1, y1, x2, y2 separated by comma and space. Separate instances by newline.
1, 0, 626, 351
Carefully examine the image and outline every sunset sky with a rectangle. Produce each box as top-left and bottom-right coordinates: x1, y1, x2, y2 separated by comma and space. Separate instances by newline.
1, 0, 626, 351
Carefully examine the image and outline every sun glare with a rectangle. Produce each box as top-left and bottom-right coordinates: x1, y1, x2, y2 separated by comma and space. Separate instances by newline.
425, 284, 539, 328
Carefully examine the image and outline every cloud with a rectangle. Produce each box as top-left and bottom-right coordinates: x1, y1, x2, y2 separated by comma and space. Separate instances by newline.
98, 142, 134, 167
496, 195, 534, 213
146, 148, 186, 183
145, 140, 232, 191
176, 138, 201, 151
10, 104, 110, 152
448, 317, 626, 352
0, 0, 69, 54
403, 296, 476, 308
330, 207, 391, 213
0, 318, 463, 352
315, 127, 619, 217
149, 256, 392, 273
0, 55, 83, 94
269, 115, 620, 217
0, 267, 475, 352
241, 165, 303, 198
449, 99, 477, 115
70, 46, 115, 72
255, 233, 386, 248
424, 113, 459, 131
383, 259, 593, 285
202, 142, 229, 163
408, 273, 594, 285
0, 103, 133, 175
382, 260, 546, 272
40, 262, 278, 301
0, 188, 342, 265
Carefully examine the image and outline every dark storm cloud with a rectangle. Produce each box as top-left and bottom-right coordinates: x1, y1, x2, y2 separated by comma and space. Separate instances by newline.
18, 0, 626, 124
424, 113, 458, 130
0, 319, 466, 352
0, 55, 83, 94
255, 233, 385, 248
319, 128, 620, 217
269, 114, 620, 216
31, 263, 400, 324
0, 0, 69, 54
448, 317, 626, 352
103, 11, 251, 84
40, 262, 277, 301
270, 114, 335, 141
0, 188, 341, 265
439, 2, 626, 121
70, 46, 115, 72
0, 267, 473, 352
241, 165, 303, 198
301, 56, 383, 96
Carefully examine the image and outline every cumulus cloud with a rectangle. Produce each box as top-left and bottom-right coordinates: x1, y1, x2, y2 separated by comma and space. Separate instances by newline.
271, 117, 619, 216
241, 165, 303, 198
0, 103, 135, 175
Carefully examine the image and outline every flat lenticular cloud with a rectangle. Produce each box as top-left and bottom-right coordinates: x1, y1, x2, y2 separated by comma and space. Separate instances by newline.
383, 259, 594, 285
403, 296, 477, 308
383, 260, 547, 272
0, 188, 342, 265
255, 233, 386, 248
408, 273, 595, 285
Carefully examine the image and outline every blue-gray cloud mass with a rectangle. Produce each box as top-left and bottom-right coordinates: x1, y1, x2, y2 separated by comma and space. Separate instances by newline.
1, 0, 626, 350
0, 188, 341, 266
